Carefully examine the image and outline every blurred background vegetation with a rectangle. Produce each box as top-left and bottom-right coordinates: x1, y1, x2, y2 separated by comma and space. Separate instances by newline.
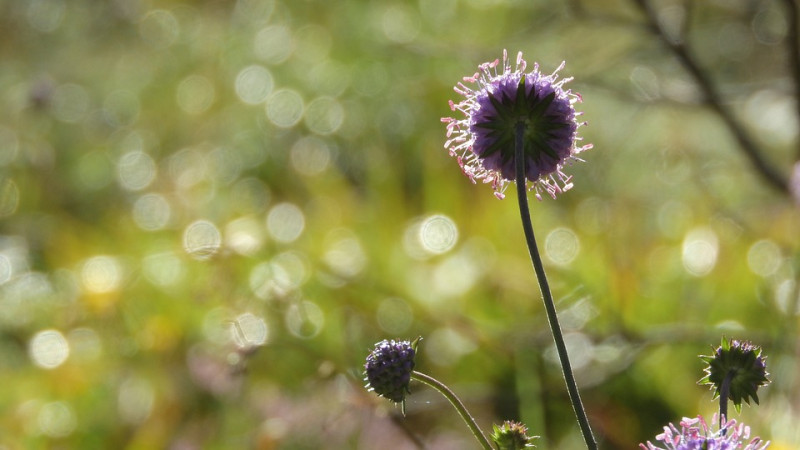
1, 0, 799, 448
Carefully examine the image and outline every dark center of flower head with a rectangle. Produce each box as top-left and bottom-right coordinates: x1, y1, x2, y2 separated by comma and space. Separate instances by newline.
470, 74, 576, 182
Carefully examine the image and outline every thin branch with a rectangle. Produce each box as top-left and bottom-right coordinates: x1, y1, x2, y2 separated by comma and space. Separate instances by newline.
679, 0, 693, 42
632, 0, 789, 194
566, 0, 644, 29
782, 0, 800, 160
390, 414, 428, 449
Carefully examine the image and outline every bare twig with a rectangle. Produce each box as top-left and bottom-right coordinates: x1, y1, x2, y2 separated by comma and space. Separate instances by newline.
679, 0, 693, 41
632, 0, 790, 194
782, 0, 800, 160
566, 0, 643, 29
390, 414, 428, 449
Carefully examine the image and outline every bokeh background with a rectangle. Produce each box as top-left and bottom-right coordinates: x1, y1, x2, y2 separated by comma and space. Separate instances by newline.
1, 0, 799, 448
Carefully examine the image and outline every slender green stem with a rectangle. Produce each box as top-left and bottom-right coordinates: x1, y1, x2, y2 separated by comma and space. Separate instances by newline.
410, 370, 493, 450
514, 122, 597, 450
719, 370, 734, 429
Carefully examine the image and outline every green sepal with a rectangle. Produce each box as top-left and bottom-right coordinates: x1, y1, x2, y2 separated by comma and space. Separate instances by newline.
698, 337, 769, 411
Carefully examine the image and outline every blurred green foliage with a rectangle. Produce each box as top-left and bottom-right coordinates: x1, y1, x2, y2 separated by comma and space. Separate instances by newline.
1, 0, 799, 448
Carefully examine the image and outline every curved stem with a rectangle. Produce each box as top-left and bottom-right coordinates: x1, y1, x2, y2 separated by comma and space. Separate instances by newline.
514, 122, 597, 450
410, 370, 493, 450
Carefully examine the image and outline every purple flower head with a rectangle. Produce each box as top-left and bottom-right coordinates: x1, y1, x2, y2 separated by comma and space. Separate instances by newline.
442, 50, 591, 200
639, 415, 769, 450
364, 338, 418, 404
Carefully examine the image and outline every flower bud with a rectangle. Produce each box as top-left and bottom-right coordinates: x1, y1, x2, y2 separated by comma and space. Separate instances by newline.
699, 338, 770, 412
490, 420, 537, 449
364, 338, 419, 404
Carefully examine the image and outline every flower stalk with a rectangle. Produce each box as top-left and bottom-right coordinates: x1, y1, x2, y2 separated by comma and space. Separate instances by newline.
719, 369, 733, 428
514, 122, 597, 450
410, 370, 493, 450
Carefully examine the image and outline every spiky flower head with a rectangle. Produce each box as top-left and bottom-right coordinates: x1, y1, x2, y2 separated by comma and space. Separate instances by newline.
442, 50, 591, 200
639, 415, 769, 450
364, 338, 418, 405
699, 338, 769, 412
490, 420, 538, 449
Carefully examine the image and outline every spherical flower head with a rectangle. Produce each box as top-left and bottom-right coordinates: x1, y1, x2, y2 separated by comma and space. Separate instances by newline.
699, 338, 769, 412
442, 50, 591, 200
491, 420, 538, 449
639, 415, 769, 450
364, 338, 418, 404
